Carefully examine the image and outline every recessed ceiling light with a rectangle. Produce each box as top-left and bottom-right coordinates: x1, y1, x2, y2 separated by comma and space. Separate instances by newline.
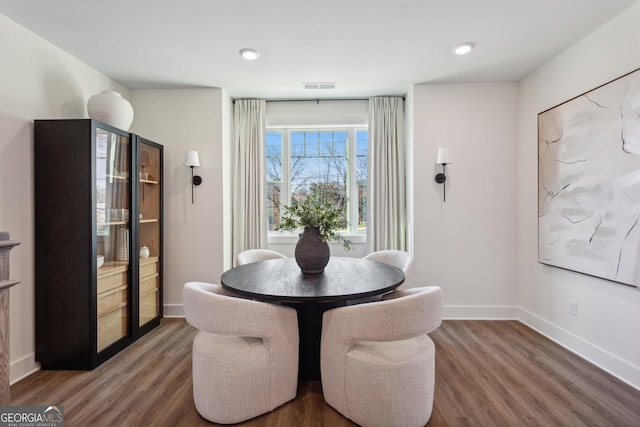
453, 42, 475, 55
239, 48, 260, 61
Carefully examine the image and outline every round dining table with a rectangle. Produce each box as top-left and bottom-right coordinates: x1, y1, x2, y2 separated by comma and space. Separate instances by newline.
221, 256, 405, 380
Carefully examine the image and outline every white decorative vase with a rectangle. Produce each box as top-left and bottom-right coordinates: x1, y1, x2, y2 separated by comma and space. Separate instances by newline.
139, 245, 150, 259
87, 90, 134, 130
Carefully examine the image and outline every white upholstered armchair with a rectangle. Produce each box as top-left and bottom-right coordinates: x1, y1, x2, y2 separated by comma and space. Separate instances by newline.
236, 248, 287, 266
362, 249, 415, 289
183, 282, 299, 424
320, 286, 443, 427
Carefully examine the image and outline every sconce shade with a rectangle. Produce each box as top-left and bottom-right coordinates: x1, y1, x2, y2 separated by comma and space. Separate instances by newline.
435, 147, 451, 202
185, 150, 200, 167
185, 150, 202, 204
436, 148, 452, 165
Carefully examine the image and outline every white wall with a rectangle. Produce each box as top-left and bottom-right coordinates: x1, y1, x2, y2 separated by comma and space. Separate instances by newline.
130, 89, 231, 316
517, 2, 640, 389
0, 13, 130, 383
265, 99, 368, 128
411, 83, 519, 318
222, 92, 233, 271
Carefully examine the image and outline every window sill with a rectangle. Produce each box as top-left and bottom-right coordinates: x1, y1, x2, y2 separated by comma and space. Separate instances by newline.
268, 233, 366, 245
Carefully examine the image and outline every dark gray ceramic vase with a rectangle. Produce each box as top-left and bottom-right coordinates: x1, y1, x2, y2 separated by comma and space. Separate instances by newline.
295, 227, 330, 273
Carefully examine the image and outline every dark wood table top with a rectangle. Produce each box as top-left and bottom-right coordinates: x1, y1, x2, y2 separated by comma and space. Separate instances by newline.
221, 256, 405, 303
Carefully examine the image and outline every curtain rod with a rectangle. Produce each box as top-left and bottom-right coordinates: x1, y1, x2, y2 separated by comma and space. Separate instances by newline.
231, 97, 405, 103
266, 98, 368, 103
231, 98, 368, 104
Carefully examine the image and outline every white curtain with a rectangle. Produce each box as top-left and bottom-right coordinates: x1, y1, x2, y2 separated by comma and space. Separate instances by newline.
232, 99, 267, 264
367, 97, 406, 251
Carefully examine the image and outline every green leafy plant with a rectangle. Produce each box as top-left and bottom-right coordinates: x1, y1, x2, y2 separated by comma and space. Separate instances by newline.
280, 191, 352, 250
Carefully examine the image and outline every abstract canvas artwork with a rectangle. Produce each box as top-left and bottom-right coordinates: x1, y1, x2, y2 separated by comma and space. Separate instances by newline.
538, 68, 640, 288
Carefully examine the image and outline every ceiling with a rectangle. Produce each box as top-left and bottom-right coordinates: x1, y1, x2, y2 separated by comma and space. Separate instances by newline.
0, 0, 637, 100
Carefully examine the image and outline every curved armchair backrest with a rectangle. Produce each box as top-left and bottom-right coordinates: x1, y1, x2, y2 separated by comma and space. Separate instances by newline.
322, 286, 442, 344
321, 286, 442, 427
382, 286, 442, 334
236, 249, 287, 266
185, 282, 299, 424
362, 250, 415, 289
183, 281, 297, 341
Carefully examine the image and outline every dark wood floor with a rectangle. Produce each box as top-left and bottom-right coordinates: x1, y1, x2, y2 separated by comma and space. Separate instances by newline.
11, 318, 640, 426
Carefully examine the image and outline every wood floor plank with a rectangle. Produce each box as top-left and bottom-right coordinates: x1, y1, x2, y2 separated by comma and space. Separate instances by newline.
10, 318, 640, 426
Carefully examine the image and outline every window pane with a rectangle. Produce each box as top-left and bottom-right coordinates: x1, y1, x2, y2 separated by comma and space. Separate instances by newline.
356, 131, 368, 157
266, 132, 282, 181
334, 132, 347, 157
290, 131, 348, 231
267, 183, 281, 231
319, 132, 333, 156
304, 132, 319, 156
266, 132, 282, 158
266, 132, 283, 231
291, 132, 305, 157
356, 130, 368, 231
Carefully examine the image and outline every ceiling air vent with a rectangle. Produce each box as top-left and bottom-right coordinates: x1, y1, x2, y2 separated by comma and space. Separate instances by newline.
303, 82, 336, 90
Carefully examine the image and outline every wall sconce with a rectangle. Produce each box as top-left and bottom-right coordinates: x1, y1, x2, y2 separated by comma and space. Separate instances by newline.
185, 150, 202, 203
435, 148, 452, 202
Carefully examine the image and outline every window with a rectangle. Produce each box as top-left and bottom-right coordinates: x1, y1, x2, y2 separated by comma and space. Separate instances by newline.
266, 128, 368, 236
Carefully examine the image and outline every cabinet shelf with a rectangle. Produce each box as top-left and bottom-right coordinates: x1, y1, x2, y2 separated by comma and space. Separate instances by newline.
97, 261, 129, 278
140, 256, 159, 265
103, 221, 129, 226
98, 300, 128, 317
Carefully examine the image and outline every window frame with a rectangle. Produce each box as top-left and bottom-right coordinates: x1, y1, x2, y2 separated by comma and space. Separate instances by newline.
266, 126, 367, 242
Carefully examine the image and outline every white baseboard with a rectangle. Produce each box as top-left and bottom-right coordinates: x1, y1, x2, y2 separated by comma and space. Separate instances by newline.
10, 352, 40, 386
518, 308, 640, 391
163, 304, 184, 318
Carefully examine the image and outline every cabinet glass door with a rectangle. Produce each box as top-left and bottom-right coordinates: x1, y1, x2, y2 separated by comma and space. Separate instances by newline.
138, 140, 161, 327
95, 127, 130, 352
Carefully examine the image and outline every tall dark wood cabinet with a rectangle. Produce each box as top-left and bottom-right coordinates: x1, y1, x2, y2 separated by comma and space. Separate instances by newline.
34, 119, 163, 369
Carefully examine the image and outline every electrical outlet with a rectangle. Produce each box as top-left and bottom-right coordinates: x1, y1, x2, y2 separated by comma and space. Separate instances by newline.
569, 299, 578, 316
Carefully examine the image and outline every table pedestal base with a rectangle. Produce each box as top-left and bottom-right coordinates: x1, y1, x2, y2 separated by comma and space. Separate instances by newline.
287, 301, 345, 381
